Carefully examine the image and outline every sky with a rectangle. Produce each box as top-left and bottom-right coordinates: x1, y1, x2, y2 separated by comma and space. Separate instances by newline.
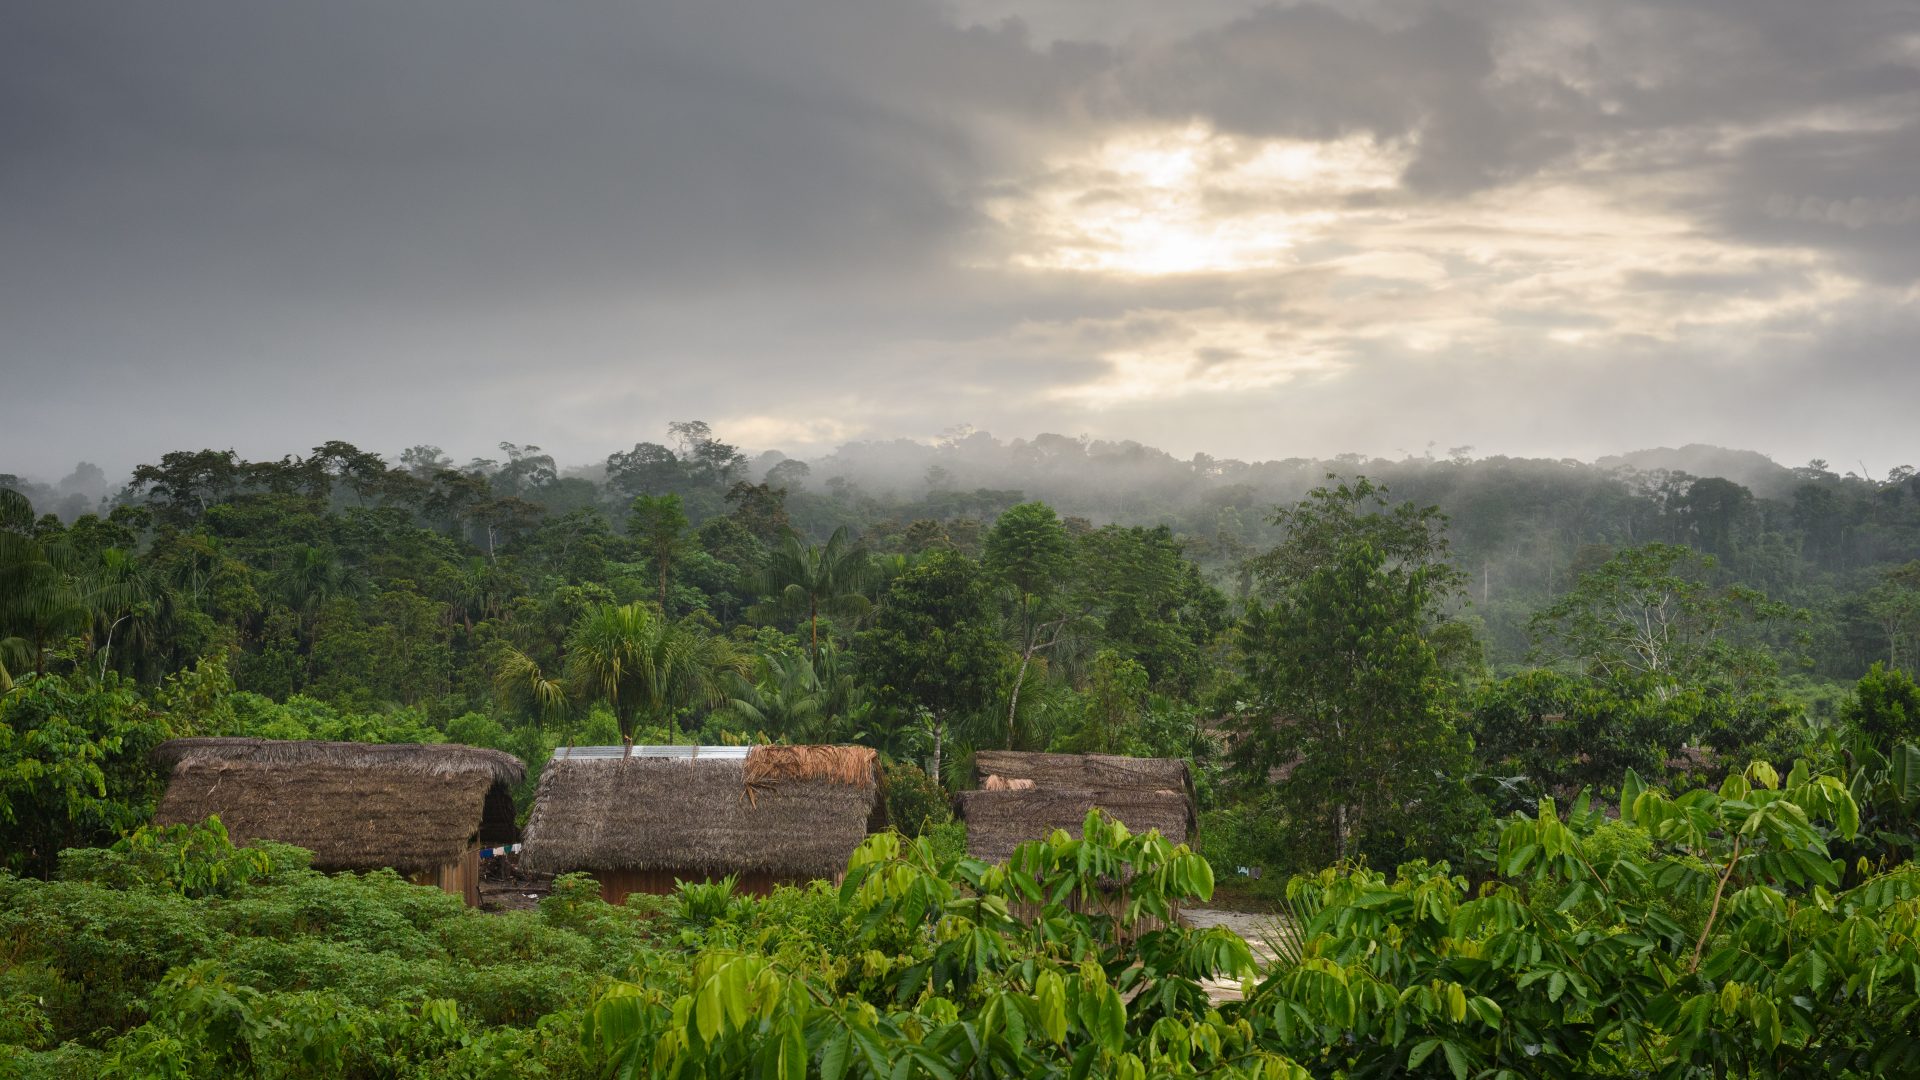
3, 0, 1918, 480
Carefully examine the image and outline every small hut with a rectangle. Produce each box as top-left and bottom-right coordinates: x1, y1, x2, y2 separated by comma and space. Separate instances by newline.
151, 738, 525, 906
955, 750, 1196, 864
518, 744, 880, 903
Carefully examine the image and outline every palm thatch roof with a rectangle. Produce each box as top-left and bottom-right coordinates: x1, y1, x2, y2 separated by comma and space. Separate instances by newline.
955, 788, 1192, 864
972, 750, 1191, 793
519, 745, 879, 880
959, 751, 1197, 864
151, 738, 526, 875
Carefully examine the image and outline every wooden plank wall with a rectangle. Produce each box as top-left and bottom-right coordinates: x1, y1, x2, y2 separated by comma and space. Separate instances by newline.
412, 847, 481, 907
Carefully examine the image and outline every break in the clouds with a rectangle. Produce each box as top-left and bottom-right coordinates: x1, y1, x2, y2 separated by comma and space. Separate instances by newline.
2, 0, 1916, 479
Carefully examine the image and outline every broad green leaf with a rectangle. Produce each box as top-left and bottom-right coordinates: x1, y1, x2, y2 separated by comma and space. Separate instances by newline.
819, 1029, 851, 1080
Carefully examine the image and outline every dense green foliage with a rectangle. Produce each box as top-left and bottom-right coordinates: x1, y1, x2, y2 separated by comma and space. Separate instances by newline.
5, 427, 1920, 1074
1230, 479, 1481, 869
4, 763, 1917, 1077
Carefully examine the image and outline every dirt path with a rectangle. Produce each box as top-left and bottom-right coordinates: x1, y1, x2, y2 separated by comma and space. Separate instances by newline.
1182, 908, 1282, 1004
479, 874, 549, 913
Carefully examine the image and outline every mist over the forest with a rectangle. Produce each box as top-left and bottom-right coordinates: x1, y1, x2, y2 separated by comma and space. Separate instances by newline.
10, 425, 1914, 680
0, 432, 1852, 524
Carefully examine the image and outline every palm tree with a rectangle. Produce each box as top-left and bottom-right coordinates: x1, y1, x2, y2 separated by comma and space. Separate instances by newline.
721, 647, 829, 742
563, 602, 748, 747
87, 546, 177, 680
748, 527, 876, 660
442, 557, 508, 631
168, 533, 227, 606
1, 487, 89, 679
493, 644, 571, 736
272, 546, 365, 613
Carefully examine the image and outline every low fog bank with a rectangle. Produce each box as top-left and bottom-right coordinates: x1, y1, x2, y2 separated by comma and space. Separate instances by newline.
0, 428, 1880, 530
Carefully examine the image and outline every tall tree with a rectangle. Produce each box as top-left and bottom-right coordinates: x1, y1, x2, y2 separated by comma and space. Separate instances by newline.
1529, 543, 1800, 695
87, 546, 177, 681
1867, 560, 1920, 671
1076, 524, 1228, 695
424, 468, 493, 542
1675, 476, 1753, 557
307, 441, 391, 506
271, 547, 366, 627
982, 502, 1083, 741
724, 481, 791, 543
669, 420, 747, 491
0, 488, 89, 683
126, 449, 243, 526
627, 494, 691, 609
562, 602, 746, 746
857, 550, 1006, 781
1052, 650, 1149, 756
472, 495, 547, 558
1231, 478, 1478, 867
983, 502, 1072, 645
604, 442, 682, 502
491, 442, 558, 498
750, 526, 875, 660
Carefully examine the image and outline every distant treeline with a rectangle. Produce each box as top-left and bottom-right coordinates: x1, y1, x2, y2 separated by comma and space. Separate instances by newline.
6, 426, 1915, 677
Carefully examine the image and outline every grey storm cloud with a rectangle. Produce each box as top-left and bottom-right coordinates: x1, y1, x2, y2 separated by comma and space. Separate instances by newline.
1, 0, 1916, 481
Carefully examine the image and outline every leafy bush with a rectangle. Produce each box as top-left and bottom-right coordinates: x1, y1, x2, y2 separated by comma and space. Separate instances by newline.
919, 819, 967, 868
879, 760, 948, 837
57, 816, 288, 898
0, 872, 218, 1040
0, 673, 172, 876
1845, 662, 1920, 745
1245, 762, 1919, 1076
0, 1043, 105, 1080
671, 874, 746, 930
537, 872, 605, 931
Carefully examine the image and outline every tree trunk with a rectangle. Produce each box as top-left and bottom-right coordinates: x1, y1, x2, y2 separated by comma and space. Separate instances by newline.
1007, 649, 1030, 746
929, 714, 945, 786
1006, 617, 1069, 747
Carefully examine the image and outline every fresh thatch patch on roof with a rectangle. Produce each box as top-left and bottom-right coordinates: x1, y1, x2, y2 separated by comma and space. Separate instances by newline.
151, 738, 525, 875
520, 747, 879, 881
742, 744, 878, 788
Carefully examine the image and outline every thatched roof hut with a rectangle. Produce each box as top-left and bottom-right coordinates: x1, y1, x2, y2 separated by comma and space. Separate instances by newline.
972, 750, 1191, 793
957, 751, 1196, 864
151, 738, 525, 885
519, 744, 879, 899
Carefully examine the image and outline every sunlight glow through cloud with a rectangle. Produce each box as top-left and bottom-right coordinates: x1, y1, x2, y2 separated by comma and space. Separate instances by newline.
5, 0, 1917, 474
985, 124, 1405, 275
1041, 314, 1345, 407
980, 122, 1869, 409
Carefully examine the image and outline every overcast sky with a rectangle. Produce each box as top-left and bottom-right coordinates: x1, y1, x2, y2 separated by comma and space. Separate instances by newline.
3, 0, 1917, 480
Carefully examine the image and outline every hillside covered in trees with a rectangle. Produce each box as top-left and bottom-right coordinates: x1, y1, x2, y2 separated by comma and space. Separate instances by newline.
4, 424, 1920, 1076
